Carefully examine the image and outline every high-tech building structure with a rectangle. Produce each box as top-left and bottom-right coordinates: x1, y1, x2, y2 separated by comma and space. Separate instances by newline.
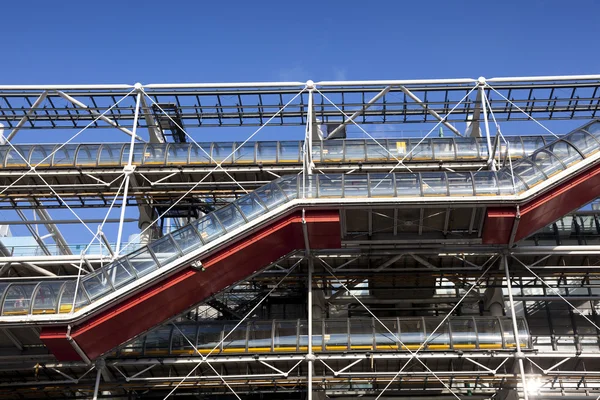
0, 75, 600, 399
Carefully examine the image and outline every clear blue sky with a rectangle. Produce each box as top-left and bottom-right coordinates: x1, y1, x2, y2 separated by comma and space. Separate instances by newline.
1, 0, 598, 85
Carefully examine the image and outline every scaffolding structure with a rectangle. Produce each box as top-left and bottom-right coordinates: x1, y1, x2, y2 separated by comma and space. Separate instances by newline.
0, 75, 600, 399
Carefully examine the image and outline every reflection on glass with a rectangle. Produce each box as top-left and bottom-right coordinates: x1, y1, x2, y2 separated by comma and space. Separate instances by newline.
149, 235, 180, 267
233, 142, 255, 163
53, 144, 78, 166
167, 144, 190, 165
128, 248, 158, 277
2, 284, 36, 315
410, 139, 433, 160
531, 150, 565, 178
549, 141, 582, 167
451, 318, 477, 349
421, 172, 448, 196
32, 282, 64, 314
447, 172, 474, 196
144, 144, 167, 165
105, 259, 136, 288
214, 204, 246, 231
278, 141, 301, 163
212, 143, 234, 164
474, 172, 499, 195
432, 138, 455, 160
256, 142, 277, 163
189, 144, 212, 164
567, 130, 598, 156
236, 193, 267, 220
370, 173, 395, 197
345, 141, 366, 162
344, 174, 369, 198
76, 144, 101, 166
98, 144, 124, 166
82, 271, 114, 301
512, 160, 546, 188
58, 282, 89, 313
171, 225, 202, 253
194, 214, 225, 243
318, 175, 343, 197
254, 182, 287, 209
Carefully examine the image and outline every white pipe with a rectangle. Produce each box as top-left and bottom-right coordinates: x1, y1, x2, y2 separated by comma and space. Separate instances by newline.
144, 81, 306, 89
5, 91, 48, 142
398, 86, 462, 137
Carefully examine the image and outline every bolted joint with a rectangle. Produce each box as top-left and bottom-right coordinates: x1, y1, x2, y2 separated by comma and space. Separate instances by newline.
477, 76, 486, 86
123, 164, 136, 176
305, 353, 316, 362
134, 82, 143, 92
306, 80, 315, 90
190, 260, 204, 271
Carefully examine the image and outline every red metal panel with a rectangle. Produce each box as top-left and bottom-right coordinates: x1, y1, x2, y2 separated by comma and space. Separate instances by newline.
39, 326, 81, 361
482, 208, 517, 244
41, 210, 341, 361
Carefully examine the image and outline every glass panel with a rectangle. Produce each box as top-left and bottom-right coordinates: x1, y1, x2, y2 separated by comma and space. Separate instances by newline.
52, 144, 78, 166
98, 144, 124, 166
409, 139, 433, 160
236, 193, 267, 220
278, 141, 301, 163
324, 320, 348, 351
170, 225, 203, 254
105, 259, 136, 288
5, 145, 31, 167
2, 284, 36, 315
121, 143, 145, 165
522, 136, 546, 155
197, 324, 223, 353
395, 173, 420, 196
318, 174, 343, 198
478, 318, 502, 349
497, 171, 524, 194
233, 142, 255, 164
531, 150, 565, 178
311, 141, 322, 163
478, 140, 489, 159
399, 319, 425, 350
189, 143, 212, 164
274, 320, 298, 352
212, 142, 234, 164
366, 140, 389, 162
276, 176, 299, 200
432, 138, 455, 160
504, 137, 525, 159
119, 337, 144, 356
517, 318, 530, 349
58, 282, 89, 313
222, 322, 248, 353
128, 247, 159, 277
171, 324, 198, 355
193, 214, 225, 243
450, 318, 477, 350
248, 322, 273, 351
345, 140, 366, 162
374, 319, 399, 350
322, 141, 344, 162
299, 319, 323, 351
166, 144, 190, 165
585, 121, 600, 141
421, 172, 448, 196
350, 319, 373, 350
425, 320, 450, 350
566, 130, 599, 157
143, 144, 167, 165
454, 138, 479, 159
473, 171, 499, 196
76, 144, 101, 166
148, 234, 180, 268
513, 160, 546, 188
144, 327, 172, 356
369, 173, 395, 197
253, 182, 287, 210
82, 271, 113, 301
343, 174, 369, 198
29, 145, 56, 167
214, 204, 246, 231
0, 148, 8, 168
549, 140, 583, 167
256, 142, 277, 163
447, 172, 474, 196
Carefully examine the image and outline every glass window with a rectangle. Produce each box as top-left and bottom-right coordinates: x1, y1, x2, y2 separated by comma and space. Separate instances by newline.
256, 142, 277, 163
171, 324, 198, 355
311, 141, 322, 163
409, 139, 433, 160
399, 319, 425, 350
144, 326, 172, 356
214, 204, 246, 231
58, 282, 89, 313
98, 144, 124, 166
374, 318, 399, 350
236, 193, 267, 220
233, 142, 256, 164
121, 143, 145, 166
344, 140, 366, 162
447, 172, 474, 196
478, 318, 502, 349
324, 320, 348, 351
366, 140, 390, 162
193, 214, 225, 243
513, 160, 546, 188
119, 337, 144, 356
548, 140, 583, 167
166, 143, 190, 165
350, 319, 373, 350
473, 171, 499, 196
127, 247, 159, 277
450, 318, 477, 350
531, 150, 565, 178
322, 141, 344, 162
585, 121, 600, 141
149, 235, 180, 267
369, 173, 396, 197
189, 143, 212, 164
82, 271, 114, 301
197, 324, 223, 353
318, 174, 343, 198
76, 144, 101, 166
522, 136, 546, 155
29, 145, 55, 167
143, 144, 167, 165
504, 137, 525, 159
497, 171, 525, 194
5, 145, 31, 167
566, 130, 599, 157
278, 141, 301, 163
105, 259, 137, 288
254, 182, 287, 210
421, 172, 448, 196
395, 173, 420, 197
454, 138, 479, 159
2, 284, 36, 315
276, 176, 299, 200
274, 320, 298, 351
51, 144, 78, 166
170, 225, 203, 253
222, 322, 248, 353
425, 319, 450, 350
212, 142, 234, 164
478, 140, 489, 159
432, 138, 455, 160
344, 174, 369, 198
248, 321, 273, 351
299, 319, 322, 351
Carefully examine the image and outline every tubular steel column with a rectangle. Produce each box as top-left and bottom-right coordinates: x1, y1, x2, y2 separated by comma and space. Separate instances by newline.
478, 77, 496, 171
303, 82, 315, 199
307, 255, 314, 400
115, 85, 142, 255
504, 255, 529, 400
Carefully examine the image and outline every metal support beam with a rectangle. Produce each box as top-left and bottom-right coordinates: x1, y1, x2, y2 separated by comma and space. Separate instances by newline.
5, 91, 48, 142
398, 86, 462, 137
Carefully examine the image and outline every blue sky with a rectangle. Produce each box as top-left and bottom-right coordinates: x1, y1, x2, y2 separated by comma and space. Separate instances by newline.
1, 0, 599, 246
1, 0, 598, 84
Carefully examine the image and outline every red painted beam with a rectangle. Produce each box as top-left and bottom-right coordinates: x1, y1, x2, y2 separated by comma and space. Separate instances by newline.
41, 210, 341, 361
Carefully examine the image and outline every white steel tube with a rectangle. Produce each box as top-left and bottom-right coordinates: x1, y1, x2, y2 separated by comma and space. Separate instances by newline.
479, 84, 494, 170
307, 255, 314, 400
92, 366, 102, 400
5, 91, 48, 142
